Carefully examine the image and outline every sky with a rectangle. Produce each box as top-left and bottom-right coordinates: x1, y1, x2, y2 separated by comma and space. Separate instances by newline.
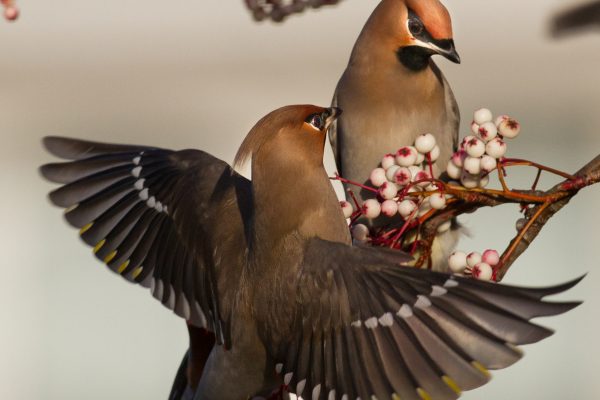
1, 1, 599, 399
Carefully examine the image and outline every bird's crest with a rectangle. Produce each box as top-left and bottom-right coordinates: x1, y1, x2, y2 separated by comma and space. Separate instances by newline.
406, 0, 453, 40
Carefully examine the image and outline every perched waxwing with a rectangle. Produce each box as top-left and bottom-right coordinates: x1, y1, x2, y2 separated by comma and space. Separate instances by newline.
330, 0, 461, 271
42, 105, 581, 400
551, 1, 600, 37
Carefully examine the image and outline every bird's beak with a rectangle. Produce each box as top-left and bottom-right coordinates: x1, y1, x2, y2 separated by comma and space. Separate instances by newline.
429, 38, 461, 64
324, 107, 342, 130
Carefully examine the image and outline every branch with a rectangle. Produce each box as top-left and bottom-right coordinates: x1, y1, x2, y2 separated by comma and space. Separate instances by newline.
244, 0, 343, 22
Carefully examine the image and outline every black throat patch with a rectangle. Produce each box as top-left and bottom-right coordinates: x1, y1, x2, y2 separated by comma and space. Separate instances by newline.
397, 46, 434, 71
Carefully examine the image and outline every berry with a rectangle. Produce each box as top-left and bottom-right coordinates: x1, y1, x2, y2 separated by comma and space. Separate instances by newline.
415, 133, 436, 154
415, 151, 426, 165
4, 6, 18, 21
498, 118, 521, 139
479, 174, 490, 188
495, 114, 510, 127
486, 138, 507, 159
448, 251, 468, 273
370, 168, 387, 188
381, 154, 396, 170
473, 108, 493, 125
466, 252, 482, 268
414, 170, 433, 187
340, 201, 354, 219
465, 137, 486, 158
460, 172, 480, 189
381, 200, 399, 217
478, 122, 498, 142
394, 167, 412, 186
396, 146, 418, 167
451, 150, 467, 167
472, 262, 493, 281
385, 165, 400, 182
352, 224, 370, 242
471, 121, 480, 135
437, 220, 452, 233
398, 199, 418, 219
429, 145, 441, 162
446, 161, 462, 180
480, 155, 498, 173
379, 182, 399, 200
362, 199, 381, 219
464, 156, 482, 175
418, 198, 433, 217
429, 193, 447, 210
482, 249, 500, 266
460, 135, 477, 150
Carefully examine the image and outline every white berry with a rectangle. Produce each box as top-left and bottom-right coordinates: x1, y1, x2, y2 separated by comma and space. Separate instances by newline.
472, 262, 493, 281
418, 198, 432, 217
396, 146, 418, 167
414, 170, 433, 187
370, 168, 387, 188
486, 138, 507, 159
398, 199, 418, 219
474, 108, 493, 125
381, 200, 399, 217
446, 160, 462, 180
340, 201, 354, 219
362, 199, 381, 219
460, 135, 477, 150
385, 165, 400, 182
480, 155, 498, 173
464, 156, 482, 175
448, 251, 468, 273
478, 122, 498, 142
471, 121, 480, 135
460, 172, 480, 189
498, 119, 521, 139
394, 167, 412, 186
495, 114, 510, 127
437, 220, 452, 233
381, 154, 396, 170
429, 193, 447, 210
415, 133, 437, 154
352, 224, 369, 242
429, 145, 441, 162
452, 150, 467, 167
466, 252, 482, 268
415, 152, 425, 165
478, 173, 490, 188
482, 249, 500, 266
379, 182, 399, 200
465, 137, 486, 158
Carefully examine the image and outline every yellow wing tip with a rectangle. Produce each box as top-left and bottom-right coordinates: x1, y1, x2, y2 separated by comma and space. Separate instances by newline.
472, 361, 492, 378
103, 250, 117, 264
117, 260, 130, 274
79, 222, 93, 235
442, 376, 462, 395
93, 239, 106, 254
417, 388, 432, 400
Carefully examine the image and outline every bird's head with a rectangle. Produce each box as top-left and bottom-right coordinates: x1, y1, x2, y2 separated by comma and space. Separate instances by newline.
359, 0, 460, 71
234, 105, 341, 173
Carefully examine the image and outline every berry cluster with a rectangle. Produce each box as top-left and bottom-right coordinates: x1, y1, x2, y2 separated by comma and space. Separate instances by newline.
448, 249, 500, 281
1, 0, 18, 21
340, 132, 452, 244
447, 108, 520, 189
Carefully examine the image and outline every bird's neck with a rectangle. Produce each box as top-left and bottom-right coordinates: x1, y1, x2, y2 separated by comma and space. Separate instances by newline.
249, 138, 351, 254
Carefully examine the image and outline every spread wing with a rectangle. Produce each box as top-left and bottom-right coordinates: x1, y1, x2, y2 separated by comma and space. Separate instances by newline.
266, 237, 582, 400
40, 136, 251, 346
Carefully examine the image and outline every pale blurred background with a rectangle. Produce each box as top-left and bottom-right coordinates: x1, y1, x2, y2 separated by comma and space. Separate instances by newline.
1, 0, 599, 399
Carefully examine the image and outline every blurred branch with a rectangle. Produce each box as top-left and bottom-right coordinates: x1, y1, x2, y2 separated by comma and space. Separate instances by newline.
550, 1, 600, 37
244, 0, 344, 22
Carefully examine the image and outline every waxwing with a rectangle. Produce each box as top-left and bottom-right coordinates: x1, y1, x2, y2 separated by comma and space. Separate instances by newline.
41, 105, 581, 400
330, 0, 461, 271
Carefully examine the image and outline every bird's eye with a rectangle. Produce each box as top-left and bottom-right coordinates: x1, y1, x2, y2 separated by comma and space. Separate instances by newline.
408, 18, 424, 36
306, 113, 325, 130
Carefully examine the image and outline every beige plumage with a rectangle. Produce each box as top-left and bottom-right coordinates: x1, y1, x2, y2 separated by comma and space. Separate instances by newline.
330, 0, 461, 271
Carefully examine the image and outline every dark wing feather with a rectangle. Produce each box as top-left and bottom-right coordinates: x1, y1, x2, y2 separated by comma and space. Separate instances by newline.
41, 136, 251, 346
551, 1, 600, 37
267, 238, 581, 400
